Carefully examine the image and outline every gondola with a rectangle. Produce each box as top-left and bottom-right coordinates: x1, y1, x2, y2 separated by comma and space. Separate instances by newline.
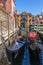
37, 31, 43, 65
27, 31, 37, 50
27, 25, 40, 51
37, 30, 43, 42
27, 31, 41, 65
5, 28, 26, 64
5, 38, 25, 64
27, 31, 40, 56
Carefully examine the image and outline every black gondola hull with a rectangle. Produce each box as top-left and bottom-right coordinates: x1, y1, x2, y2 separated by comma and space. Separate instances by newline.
5, 40, 25, 64
28, 46, 41, 65
37, 31, 43, 42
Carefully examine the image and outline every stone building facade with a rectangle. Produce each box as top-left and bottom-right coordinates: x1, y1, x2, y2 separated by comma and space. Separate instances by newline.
0, 0, 16, 17
16, 12, 32, 27
0, 0, 16, 60
5, 0, 16, 16
0, 0, 6, 7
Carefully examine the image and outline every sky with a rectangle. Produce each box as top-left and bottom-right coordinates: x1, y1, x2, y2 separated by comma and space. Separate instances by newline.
16, 0, 43, 15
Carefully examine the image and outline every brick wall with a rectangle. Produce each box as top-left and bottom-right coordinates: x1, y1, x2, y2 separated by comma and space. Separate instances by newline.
5, 0, 11, 13
0, 0, 6, 8
0, 0, 16, 17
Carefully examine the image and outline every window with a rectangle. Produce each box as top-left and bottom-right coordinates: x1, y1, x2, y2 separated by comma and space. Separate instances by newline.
17, 15, 19, 17
32, 19, 34, 22
29, 14, 31, 17
29, 19, 31, 22
17, 19, 19, 21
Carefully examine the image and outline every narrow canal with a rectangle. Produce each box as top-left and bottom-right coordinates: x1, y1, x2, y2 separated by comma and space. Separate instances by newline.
1, 29, 43, 65
0, 38, 43, 65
